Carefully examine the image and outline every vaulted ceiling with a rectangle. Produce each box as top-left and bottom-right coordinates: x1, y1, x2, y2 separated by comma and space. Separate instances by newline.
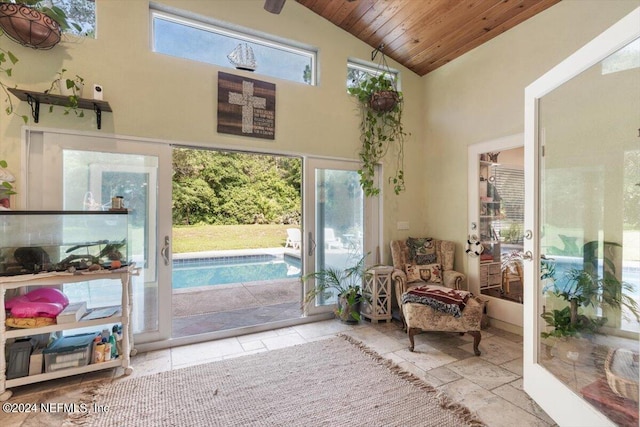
295, 0, 561, 76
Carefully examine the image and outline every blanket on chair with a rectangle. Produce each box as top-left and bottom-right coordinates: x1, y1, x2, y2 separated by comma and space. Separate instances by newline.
402, 285, 471, 318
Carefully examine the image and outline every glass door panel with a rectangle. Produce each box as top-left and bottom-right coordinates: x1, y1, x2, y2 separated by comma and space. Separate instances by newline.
524, 10, 639, 425
25, 131, 172, 344
304, 158, 375, 315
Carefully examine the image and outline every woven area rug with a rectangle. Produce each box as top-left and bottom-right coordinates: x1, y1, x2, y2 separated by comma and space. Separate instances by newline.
66, 335, 485, 427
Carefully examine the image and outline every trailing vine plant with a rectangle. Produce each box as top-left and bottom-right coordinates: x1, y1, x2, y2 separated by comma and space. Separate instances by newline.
347, 50, 406, 196
0, 1, 82, 123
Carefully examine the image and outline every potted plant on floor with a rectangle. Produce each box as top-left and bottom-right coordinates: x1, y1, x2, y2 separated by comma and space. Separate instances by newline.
303, 253, 369, 323
347, 48, 406, 197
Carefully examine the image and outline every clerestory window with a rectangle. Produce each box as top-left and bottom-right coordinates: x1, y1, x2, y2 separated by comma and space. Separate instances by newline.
150, 5, 317, 85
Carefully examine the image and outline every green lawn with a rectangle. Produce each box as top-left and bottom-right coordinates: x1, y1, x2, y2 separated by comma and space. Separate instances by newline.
172, 224, 294, 253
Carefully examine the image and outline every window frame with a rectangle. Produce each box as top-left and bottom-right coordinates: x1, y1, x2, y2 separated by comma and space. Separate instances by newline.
150, 6, 317, 86
347, 58, 400, 91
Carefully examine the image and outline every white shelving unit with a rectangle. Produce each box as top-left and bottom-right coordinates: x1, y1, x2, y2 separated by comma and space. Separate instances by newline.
479, 160, 503, 292
0, 266, 135, 401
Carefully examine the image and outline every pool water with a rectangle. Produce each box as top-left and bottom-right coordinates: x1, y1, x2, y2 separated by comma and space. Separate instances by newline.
172, 254, 301, 289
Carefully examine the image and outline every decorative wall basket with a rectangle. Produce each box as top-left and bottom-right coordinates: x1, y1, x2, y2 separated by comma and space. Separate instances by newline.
369, 90, 399, 112
0, 3, 61, 50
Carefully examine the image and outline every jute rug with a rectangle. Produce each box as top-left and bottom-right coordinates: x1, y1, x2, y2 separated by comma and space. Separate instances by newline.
66, 335, 485, 427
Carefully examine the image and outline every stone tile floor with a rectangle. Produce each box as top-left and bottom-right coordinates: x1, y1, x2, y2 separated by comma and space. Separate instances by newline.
4, 319, 556, 427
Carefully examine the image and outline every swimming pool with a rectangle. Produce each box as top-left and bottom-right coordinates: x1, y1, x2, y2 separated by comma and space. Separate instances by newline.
172, 254, 301, 289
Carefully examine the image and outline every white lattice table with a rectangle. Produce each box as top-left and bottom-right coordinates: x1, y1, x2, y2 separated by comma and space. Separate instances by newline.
361, 266, 394, 323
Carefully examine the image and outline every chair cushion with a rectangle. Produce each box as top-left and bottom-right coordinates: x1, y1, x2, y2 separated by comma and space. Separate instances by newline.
406, 237, 437, 265
405, 263, 442, 284
402, 285, 471, 318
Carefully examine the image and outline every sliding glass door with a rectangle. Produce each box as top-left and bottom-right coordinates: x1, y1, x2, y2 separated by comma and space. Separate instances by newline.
303, 158, 380, 315
25, 130, 173, 344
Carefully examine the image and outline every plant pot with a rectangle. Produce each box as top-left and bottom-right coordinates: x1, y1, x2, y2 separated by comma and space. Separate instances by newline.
337, 295, 361, 324
0, 3, 61, 50
57, 79, 84, 98
369, 90, 399, 112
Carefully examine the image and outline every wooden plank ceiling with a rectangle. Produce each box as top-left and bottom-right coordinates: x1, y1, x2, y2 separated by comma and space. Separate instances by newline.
295, 0, 561, 76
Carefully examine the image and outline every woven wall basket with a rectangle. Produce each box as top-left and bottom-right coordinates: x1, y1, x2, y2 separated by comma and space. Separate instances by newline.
0, 3, 61, 49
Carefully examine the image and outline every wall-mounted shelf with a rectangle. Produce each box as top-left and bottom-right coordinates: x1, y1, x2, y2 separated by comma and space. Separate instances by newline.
8, 88, 112, 129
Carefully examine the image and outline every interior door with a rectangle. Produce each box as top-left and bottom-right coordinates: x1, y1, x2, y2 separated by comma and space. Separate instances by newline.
523, 8, 640, 426
24, 130, 173, 344
467, 135, 524, 327
303, 157, 380, 316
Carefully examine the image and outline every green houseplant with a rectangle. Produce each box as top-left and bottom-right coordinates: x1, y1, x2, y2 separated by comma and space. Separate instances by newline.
0, 159, 16, 209
541, 262, 639, 362
347, 72, 406, 196
0, 1, 81, 122
0, 1, 80, 49
303, 253, 369, 323
46, 68, 85, 117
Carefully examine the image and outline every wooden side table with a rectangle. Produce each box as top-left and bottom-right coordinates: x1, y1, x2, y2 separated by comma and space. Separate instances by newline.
361, 266, 394, 323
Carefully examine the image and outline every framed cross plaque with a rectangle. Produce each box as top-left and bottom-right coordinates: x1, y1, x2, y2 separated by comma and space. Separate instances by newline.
217, 72, 276, 140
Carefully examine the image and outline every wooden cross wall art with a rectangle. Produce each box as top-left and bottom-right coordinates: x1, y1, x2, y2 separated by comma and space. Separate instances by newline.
217, 72, 276, 140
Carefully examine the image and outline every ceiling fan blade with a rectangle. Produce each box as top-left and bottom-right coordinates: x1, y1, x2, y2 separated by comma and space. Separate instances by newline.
264, 0, 286, 14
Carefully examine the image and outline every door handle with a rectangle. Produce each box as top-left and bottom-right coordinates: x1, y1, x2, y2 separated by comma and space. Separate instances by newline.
522, 250, 533, 261
160, 235, 170, 266
308, 232, 316, 257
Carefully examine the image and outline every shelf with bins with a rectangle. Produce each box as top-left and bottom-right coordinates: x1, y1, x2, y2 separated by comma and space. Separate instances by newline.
0, 267, 135, 401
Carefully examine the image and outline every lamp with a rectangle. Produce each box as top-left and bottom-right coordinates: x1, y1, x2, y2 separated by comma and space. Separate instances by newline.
264, 0, 286, 14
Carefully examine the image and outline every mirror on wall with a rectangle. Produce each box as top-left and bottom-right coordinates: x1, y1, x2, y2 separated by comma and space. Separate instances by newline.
478, 147, 524, 303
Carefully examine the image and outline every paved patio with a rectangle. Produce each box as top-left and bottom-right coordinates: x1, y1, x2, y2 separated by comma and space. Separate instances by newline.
172, 278, 302, 337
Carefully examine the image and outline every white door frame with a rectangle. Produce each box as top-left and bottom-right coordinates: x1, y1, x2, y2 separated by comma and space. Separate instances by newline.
523, 7, 640, 426
467, 133, 523, 327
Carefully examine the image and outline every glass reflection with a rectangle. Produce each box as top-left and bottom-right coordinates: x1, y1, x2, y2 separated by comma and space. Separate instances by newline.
537, 37, 639, 425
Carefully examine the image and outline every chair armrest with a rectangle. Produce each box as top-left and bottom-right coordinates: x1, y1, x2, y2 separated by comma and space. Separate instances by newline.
391, 268, 408, 304
443, 270, 466, 290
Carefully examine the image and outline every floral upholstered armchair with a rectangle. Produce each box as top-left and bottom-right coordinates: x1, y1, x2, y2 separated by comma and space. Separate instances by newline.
390, 238, 483, 356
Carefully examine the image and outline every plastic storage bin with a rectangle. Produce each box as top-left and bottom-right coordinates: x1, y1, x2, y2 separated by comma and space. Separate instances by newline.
43, 332, 97, 373
6, 338, 36, 379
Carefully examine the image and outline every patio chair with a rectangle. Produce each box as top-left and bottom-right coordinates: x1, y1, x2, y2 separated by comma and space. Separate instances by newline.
285, 228, 301, 249
324, 228, 342, 249
390, 238, 484, 356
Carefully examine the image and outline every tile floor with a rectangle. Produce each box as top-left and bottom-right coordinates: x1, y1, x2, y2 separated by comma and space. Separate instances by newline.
4, 319, 556, 427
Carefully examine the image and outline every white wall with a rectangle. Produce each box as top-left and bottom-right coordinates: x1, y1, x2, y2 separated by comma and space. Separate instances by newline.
1, 0, 637, 272
0, 0, 426, 261
422, 0, 639, 274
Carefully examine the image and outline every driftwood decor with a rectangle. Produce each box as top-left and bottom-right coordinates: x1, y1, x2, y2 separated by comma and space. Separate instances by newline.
217, 72, 275, 140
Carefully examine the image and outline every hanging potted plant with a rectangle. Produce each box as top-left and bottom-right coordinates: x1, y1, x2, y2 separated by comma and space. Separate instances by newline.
348, 53, 406, 196
0, 0, 79, 50
0, 1, 81, 123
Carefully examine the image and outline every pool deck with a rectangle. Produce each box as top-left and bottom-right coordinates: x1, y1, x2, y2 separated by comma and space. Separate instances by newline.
171, 247, 304, 338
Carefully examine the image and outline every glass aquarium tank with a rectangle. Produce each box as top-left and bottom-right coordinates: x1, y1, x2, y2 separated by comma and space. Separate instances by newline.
0, 211, 129, 276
